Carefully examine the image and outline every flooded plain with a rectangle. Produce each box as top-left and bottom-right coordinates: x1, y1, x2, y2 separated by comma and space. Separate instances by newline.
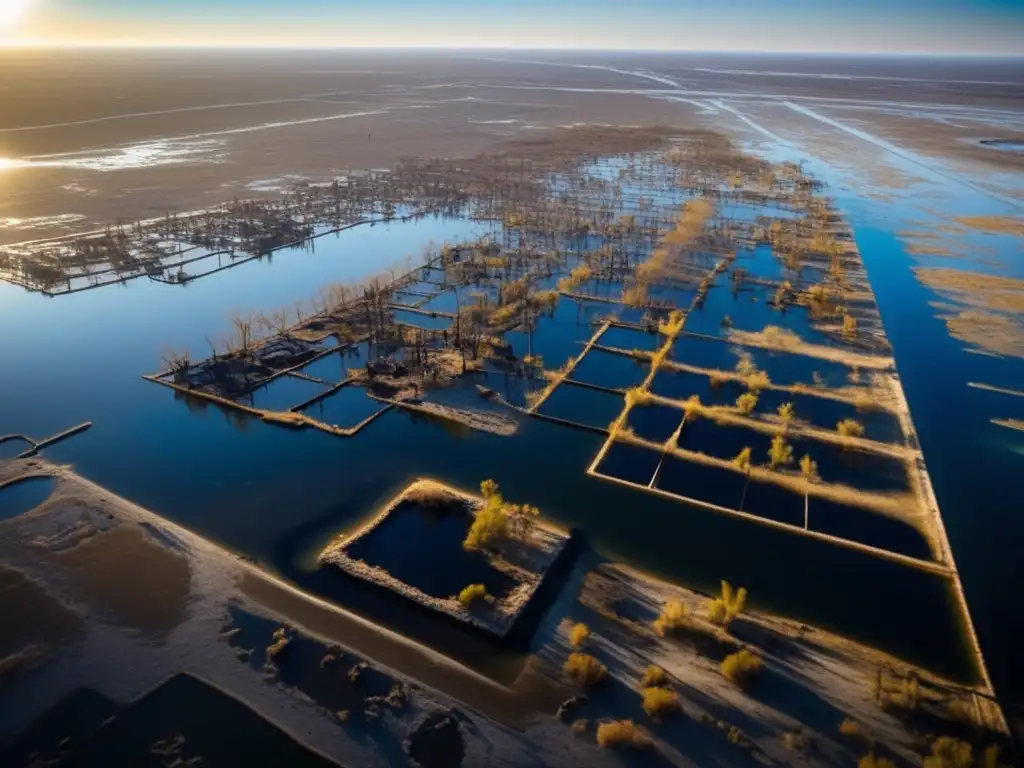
0, 50, 1022, 731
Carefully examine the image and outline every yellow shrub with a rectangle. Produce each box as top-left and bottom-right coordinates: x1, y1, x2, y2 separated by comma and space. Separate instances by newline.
732, 447, 752, 472
721, 649, 763, 686
658, 310, 685, 337
640, 665, 668, 688
839, 718, 862, 739
837, 418, 865, 438
641, 686, 681, 719
777, 402, 795, 423
457, 584, 488, 606
923, 737, 973, 768
800, 454, 819, 483
682, 395, 703, 420
708, 581, 747, 627
736, 392, 758, 415
768, 434, 793, 469
653, 600, 688, 636
596, 720, 652, 750
746, 371, 771, 391
569, 622, 590, 649
564, 653, 607, 686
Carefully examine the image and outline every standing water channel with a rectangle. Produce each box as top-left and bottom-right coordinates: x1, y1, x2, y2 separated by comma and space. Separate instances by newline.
0, 179, 986, 689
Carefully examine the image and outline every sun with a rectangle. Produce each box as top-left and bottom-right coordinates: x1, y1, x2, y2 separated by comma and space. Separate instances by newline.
0, 0, 34, 27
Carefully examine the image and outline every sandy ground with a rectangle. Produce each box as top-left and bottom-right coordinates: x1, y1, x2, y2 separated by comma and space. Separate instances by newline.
3, 50, 1023, 246
0, 457, 1007, 766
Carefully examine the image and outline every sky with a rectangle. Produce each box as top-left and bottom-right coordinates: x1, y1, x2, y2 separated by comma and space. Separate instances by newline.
1, 0, 1022, 55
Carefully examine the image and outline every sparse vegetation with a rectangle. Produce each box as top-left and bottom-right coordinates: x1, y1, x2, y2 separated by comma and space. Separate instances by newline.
463, 479, 538, 550
707, 580, 747, 627
837, 418, 866, 438
732, 447, 752, 472
721, 649, 763, 686
569, 622, 590, 649
735, 392, 759, 415
642, 686, 681, 719
800, 454, 820, 483
653, 600, 688, 636
777, 401, 795, 425
596, 720, 652, 750
640, 665, 669, 688
839, 718, 863, 739
564, 653, 607, 686
457, 584, 488, 607
682, 394, 704, 420
858, 751, 896, 768
923, 738, 973, 768
843, 314, 858, 337
768, 434, 794, 469
658, 310, 685, 337
746, 370, 771, 391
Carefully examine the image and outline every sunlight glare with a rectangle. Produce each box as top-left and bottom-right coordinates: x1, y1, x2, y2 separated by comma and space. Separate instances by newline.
0, 0, 33, 27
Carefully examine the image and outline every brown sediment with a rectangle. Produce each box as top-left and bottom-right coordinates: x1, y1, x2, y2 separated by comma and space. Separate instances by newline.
952, 215, 1024, 237
375, 397, 519, 437
238, 571, 568, 725
967, 382, 1024, 398
723, 328, 895, 370
914, 267, 1024, 357
0, 564, 83, 666
992, 418, 1024, 432
916, 268, 1024, 313
54, 524, 191, 635
558, 559, 1006, 767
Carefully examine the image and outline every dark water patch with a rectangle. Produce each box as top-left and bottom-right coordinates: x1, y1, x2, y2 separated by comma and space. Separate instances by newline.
670, 333, 737, 368
222, 606, 396, 718
684, 283, 831, 345
71, 673, 338, 767
569, 350, 649, 390
393, 310, 452, 331
408, 711, 466, 768
504, 304, 596, 371
757, 389, 903, 443
734, 243, 787, 281
740, 479, 806, 526
672, 333, 854, 388
595, 441, 660, 486
406, 280, 443, 294
626, 403, 684, 443
599, 325, 662, 352
0, 476, 56, 521
792, 438, 911, 493
536, 382, 624, 430
809, 498, 932, 561
648, 283, 698, 308
0, 688, 120, 768
649, 368, 736, 405
299, 385, 384, 428
344, 499, 518, 600
392, 290, 427, 307
678, 417, 773, 465
417, 291, 456, 314
251, 375, 328, 412
473, 368, 545, 409
979, 139, 1024, 154
0, 436, 33, 459
297, 347, 366, 384
655, 454, 746, 509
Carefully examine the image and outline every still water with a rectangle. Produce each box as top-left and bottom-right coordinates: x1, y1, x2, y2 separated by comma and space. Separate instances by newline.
0, 179, 1004, 692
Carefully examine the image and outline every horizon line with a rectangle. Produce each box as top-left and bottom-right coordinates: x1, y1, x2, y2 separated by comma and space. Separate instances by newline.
1, 41, 1022, 58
